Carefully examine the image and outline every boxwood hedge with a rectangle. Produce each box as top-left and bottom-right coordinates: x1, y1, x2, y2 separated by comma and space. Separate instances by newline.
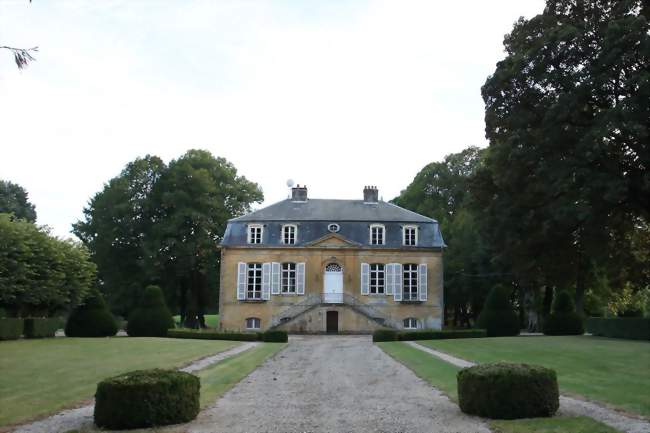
587, 317, 650, 340
398, 329, 487, 341
94, 369, 200, 429
24, 318, 61, 338
65, 290, 118, 337
127, 285, 175, 337
543, 291, 584, 336
0, 318, 23, 340
457, 362, 559, 419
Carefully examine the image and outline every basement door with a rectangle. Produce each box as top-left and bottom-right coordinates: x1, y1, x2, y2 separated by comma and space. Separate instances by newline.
326, 311, 338, 333
324, 263, 343, 303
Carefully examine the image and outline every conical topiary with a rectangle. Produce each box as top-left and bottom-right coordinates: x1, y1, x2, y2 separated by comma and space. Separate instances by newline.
126, 285, 174, 337
543, 291, 584, 335
65, 290, 118, 337
477, 285, 520, 337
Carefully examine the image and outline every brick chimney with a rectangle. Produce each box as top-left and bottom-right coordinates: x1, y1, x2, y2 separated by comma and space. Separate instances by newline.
363, 185, 379, 203
291, 184, 308, 202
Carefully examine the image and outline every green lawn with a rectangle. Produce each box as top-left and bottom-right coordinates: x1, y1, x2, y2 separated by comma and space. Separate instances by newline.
418, 336, 650, 417
0, 337, 238, 426
378, 342, 622, 433
173, 314, 220, 328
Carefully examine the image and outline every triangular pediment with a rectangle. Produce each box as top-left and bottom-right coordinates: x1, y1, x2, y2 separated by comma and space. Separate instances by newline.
305, 233, 361, 248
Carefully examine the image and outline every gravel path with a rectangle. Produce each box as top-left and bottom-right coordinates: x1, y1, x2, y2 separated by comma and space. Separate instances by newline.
407, 341, 650, 433
10, 342, 258, 433
186, 335, 490, 433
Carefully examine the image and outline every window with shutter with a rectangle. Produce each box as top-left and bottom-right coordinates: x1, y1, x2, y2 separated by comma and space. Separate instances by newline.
262, 263, 271, 300
403, 264, 418, 301
369, 264, 385, 294
237, 262, 247, 300
296, 262, 306, 295
361, 263, 369, 295
246, 263, 262, 300
281, 263, 297, 293
271, 262, 281, 295
393, 263, 403, 301
418, 264, 428, 301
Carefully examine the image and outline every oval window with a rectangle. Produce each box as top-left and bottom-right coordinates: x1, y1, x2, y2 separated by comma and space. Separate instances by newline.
328, 223, 340, 233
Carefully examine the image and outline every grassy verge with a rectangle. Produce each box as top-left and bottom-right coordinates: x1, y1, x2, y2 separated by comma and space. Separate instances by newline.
0, 337, 238, 426
377, 341, 622, 433
418, 336, 650, 417
173, 314, 219, 328
197, 342, 287, 407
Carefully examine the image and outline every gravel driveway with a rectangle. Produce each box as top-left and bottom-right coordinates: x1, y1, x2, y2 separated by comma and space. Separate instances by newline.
187, 335, 489, 433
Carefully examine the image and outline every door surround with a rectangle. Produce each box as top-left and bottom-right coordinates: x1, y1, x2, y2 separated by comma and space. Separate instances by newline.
323, 262, 343, 303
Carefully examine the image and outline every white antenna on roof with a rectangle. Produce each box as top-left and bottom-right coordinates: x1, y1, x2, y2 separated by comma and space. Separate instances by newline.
286, 179, 294, 198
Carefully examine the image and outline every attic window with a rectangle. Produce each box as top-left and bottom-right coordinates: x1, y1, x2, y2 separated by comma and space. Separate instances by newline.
327, 223, 340, 233
247, 224, 263, 244
282, 224, 297, 245
369, 224, 385, 245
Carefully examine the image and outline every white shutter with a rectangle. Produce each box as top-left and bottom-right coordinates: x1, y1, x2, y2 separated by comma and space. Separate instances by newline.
361, 263, 370, 295
296, 262, 306, 295
393, 263, 403, 302
271, 262, 281, 295
262, 262, 271, 300
237, 262, 247, 300
385, 264, 393, 295
418, 263, 428, 301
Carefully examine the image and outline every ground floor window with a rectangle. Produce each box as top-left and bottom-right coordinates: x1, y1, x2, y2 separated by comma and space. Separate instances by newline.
403, 317, 418, 329
282, 262, 297, 293
247, 263, 262, 300
403, 264, 418, 300
245, 317, 261, 330
369, 264, 385, 294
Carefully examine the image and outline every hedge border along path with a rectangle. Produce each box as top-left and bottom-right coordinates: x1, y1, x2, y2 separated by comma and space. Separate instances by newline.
11, 342, 259, 433
405, 341, 650, 433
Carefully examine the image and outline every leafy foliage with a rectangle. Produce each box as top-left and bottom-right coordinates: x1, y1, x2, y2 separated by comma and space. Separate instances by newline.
94, 369, 200, 429
477, 285, 520, 337
0, 180, 36, 222
23, 318, 60, 338
126, 285, 174, 337
0, 214, 96, 316
543, 291, 584, 335
457, 363, 559, 419
64, 290, 118, 337
0, 318, 23, 340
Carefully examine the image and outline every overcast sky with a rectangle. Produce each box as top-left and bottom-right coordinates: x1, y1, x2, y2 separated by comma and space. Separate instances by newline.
0, 0, 544, 238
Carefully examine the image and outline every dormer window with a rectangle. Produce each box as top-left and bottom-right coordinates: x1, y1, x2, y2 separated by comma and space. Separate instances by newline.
282, 224, 297, 245
403, 225, 418, 246
369, 224, 385, 245
247, 224, 263, 244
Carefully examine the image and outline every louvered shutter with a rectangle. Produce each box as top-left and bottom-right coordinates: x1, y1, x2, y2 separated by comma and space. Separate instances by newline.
418, 264, 428, 301
262, 263, 271, 300
393, 263, 403, 302
237, 262, 247, 300
296, 262, 306, 295
361, 263, 370, 295
385, 264, 393, 295
271, 262, 281, 295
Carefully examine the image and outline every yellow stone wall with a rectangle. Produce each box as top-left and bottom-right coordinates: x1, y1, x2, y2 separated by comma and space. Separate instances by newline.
219, 245, 443, 333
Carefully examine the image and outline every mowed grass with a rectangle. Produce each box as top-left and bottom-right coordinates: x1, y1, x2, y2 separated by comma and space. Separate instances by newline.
377, 341, 622, 433
173, 314, 219, 328
419, 336, 650, 417
0, 337, 238, 426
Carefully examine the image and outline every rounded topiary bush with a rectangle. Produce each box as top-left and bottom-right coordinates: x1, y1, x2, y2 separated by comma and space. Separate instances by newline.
476, 285, 520, 337
94, 369, 200, 429
457, 362, 559, 419
127, 285, 174, 337
65, 290, 118, 337
543, 291, 584, 335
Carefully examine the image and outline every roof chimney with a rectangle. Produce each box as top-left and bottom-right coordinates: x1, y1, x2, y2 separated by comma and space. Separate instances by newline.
291, 184, 308, 202
363, 185, 379, 203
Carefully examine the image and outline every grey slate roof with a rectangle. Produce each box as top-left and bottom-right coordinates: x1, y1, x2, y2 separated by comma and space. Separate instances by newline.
222, 199, 445, 249
231, 199, 435, 223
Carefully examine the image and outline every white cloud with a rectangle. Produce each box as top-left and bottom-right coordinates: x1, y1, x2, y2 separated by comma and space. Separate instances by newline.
0, 0, 545, 237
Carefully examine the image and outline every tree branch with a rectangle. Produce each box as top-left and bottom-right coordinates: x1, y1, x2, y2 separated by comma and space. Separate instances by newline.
0, 45, 38, 69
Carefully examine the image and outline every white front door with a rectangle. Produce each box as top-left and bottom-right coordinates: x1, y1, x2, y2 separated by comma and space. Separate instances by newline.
324, 263, 343, 303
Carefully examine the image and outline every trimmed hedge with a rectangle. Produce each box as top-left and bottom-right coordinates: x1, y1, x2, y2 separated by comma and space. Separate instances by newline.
398, 329, 487, 341
543, 291, 584, 336
24, 318, 61, 338
94, 369, 199, 429
477, 285, 520, 337
167, 329, 259, 341
587, 317, 650, 340
373, 329, 398, 342
260, 330, 288, 342
457, 362, 559, 419
127, 285, 175, 337
65, 290, 118, 337
0, 318, 23, 340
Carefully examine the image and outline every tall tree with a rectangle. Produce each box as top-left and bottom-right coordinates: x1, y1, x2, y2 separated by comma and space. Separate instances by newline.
476, 0, 649, 313
0, 180, 37, 222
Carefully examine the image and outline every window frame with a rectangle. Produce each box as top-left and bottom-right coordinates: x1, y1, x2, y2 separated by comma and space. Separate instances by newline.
281, 262, 297, 294
281, 224, 297, 245
369, 263, 385, 294
369, 224, 386, 245
402, 225, 418, 246
246, 263, 263, 300
403, 317, 418, 329
247, 224, 263, 244
403, 263, 418, 301
245, 317, 261, 330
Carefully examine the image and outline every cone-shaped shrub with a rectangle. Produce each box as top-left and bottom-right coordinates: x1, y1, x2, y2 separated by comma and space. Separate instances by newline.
127, 285, 174, 337
65, 290, 118, 337
477, 285, 520, 337
543, 291, 584, 335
